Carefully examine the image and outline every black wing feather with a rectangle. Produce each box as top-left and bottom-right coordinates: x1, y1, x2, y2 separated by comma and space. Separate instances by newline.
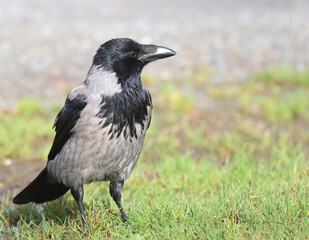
48, 93, 88, 161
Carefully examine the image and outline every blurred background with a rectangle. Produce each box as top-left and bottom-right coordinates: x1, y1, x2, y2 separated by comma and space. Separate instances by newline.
1, 0, 309, 108
1, 0, 309, 204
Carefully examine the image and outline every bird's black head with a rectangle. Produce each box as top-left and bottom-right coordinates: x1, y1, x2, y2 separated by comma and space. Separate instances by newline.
92, 38, 176, 82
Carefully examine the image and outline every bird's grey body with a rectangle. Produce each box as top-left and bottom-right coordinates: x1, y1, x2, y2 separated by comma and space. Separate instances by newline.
13, 38, 175, 226
47, 66, 152, 189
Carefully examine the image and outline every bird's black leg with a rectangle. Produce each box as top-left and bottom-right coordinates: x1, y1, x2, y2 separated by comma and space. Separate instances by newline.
110, 180, 128, 222
71, 185, 88, 227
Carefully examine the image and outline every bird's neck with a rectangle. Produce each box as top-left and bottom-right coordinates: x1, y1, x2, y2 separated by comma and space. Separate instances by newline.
84, 65, 122, 96
120, 73, 144, 92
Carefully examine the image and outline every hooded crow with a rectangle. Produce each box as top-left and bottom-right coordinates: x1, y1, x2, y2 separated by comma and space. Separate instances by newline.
13, 38, 176, 226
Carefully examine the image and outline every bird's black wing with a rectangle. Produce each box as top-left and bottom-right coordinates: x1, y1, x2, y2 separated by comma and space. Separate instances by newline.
48, 93, 88, 161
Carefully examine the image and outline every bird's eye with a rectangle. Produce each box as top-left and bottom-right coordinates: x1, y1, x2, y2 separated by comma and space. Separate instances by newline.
128, 51, 137, 58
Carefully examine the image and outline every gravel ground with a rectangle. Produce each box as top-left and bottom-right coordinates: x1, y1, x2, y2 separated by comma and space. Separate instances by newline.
1, 0, 309, 109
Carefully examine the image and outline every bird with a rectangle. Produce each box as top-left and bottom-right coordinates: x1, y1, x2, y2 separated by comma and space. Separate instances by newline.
13, 38, 176, 226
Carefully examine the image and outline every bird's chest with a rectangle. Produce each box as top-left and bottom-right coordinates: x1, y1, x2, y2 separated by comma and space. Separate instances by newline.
96, 92, 151, 138
76, 94, 151, 177
49, 91, 152, 186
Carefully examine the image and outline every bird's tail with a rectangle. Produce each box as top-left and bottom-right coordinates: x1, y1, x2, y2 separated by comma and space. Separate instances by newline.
13, 167, 70, 204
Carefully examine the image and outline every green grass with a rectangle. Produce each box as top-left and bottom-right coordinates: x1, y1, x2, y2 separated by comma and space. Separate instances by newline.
1, 149, 308, 239
0, 98, 58, 162
1, 66, 309, 239
255, 65, 309, 87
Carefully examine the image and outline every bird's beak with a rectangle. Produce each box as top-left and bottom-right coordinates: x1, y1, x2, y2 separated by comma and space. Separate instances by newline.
138, 44, 176, 64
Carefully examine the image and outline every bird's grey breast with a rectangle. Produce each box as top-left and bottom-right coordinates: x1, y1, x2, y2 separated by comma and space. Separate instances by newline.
74, 85, 152, 184
48, 81, 152, 188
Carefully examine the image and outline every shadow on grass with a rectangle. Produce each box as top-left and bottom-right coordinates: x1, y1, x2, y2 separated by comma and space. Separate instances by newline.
1, 196, 89, 228
1, 190, 129, 238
